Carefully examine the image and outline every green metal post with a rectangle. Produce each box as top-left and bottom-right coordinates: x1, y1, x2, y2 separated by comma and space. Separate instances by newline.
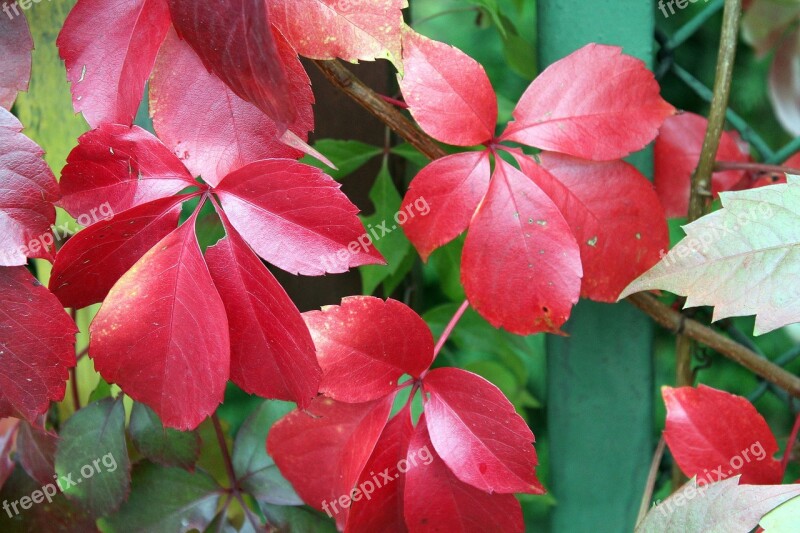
538, 2, 656, 531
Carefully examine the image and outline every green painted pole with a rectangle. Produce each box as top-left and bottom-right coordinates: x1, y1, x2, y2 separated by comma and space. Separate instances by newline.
538, 2, 656, 531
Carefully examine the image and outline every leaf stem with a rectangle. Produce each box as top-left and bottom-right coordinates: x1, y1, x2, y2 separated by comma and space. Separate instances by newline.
70, 367, 81, 411
433, 300, 470, 359
211, 413, 264, 531
715, 161, 800, 176
636, 436, 666, 526
781, 412, 800, 477
311, 58, 800, 399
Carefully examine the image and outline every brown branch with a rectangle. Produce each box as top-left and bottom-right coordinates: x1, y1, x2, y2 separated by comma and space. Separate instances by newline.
715, 161, 800, 175
312, 58, 800, 400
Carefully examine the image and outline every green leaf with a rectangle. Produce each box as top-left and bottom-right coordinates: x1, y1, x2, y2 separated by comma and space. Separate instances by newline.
300, 139, 382, 180
390, 143, 430, 168
100, 462, 222, 533
259, 503, 336, 533
636, 476, 800, 533
88, 378, 113, 404
465, 0, 507, 36
360, 160, 413, 295
502, 32, 537, 79
427, 236, 466, 302
54, 398, 130, 517
129, 402, 202, 471
761, 495, 800, 532
232, 400, 300, 506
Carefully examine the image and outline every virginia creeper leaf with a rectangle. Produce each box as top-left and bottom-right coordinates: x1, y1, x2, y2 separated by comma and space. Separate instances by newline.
401, 151, 491, 261
403, 415, 524, 532
205, 222, 321, 407
620, 176, 800, 334
268, 395, 395, 529
635, 476, 800, 533
16, 421, 57, 487
215, 159, 385, 275
742, 0, 800, 55
129, 402, 202, 471
654, 113, 751, 217
90, 216, 230, 430
54, 398, 131, 517
57, 0, 171, 127
100, 462, 221, 533
461, 159, 582, 335
662, 385, 782, 485
422, 367, 543, 494
50, 195, 188, 310
0, 11, 32, 110
231, 400, 301, 506
0, 266, 78, 422
399, 28, 498, 146
501, 44, 675, 160
268, 0, 406, 65
167, 0, 296, 127
150, 27, 314, 187
346, 406, 413, 533
0, 108, 59, 266
517, 152, 670, 301
303, 296, 435, 403
59, 124, 196, 219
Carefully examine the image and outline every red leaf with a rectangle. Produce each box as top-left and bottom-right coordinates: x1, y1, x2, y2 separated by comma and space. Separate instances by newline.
57, 0, 171, 127
150, 27, 314, 187
0, 109, 59, 266
399, 28, 497, 146
461, 159, 582, 335
422, 368, 543, 494
346, 407, 414, 533
403, 415, 524, 533
516, 152, 669, 301
268, 0, 405, 65
214, 159, 384, 275
663, 385, 783, 485
167, 0, 296, 127
59, 124, 196, 219
0, 11, 32, 110
16, 421, 58, 487
0, 267, 78, 422
205, 222, 321, 408
89, 215, 230, 430
401, 151, 491, 261
654, 112, 751, 217
303, 297, 435, 403
502, 44, 675, 160
268, 395, 395, 529
49, 195, 189, 310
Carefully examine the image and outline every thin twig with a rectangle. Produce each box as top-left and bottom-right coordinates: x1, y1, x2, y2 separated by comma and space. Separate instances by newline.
636, 436, 666, 526
781, 413, 800, 477
715, 161, 800, 176
70, 367, 81, 411
312, 58, 800, 399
